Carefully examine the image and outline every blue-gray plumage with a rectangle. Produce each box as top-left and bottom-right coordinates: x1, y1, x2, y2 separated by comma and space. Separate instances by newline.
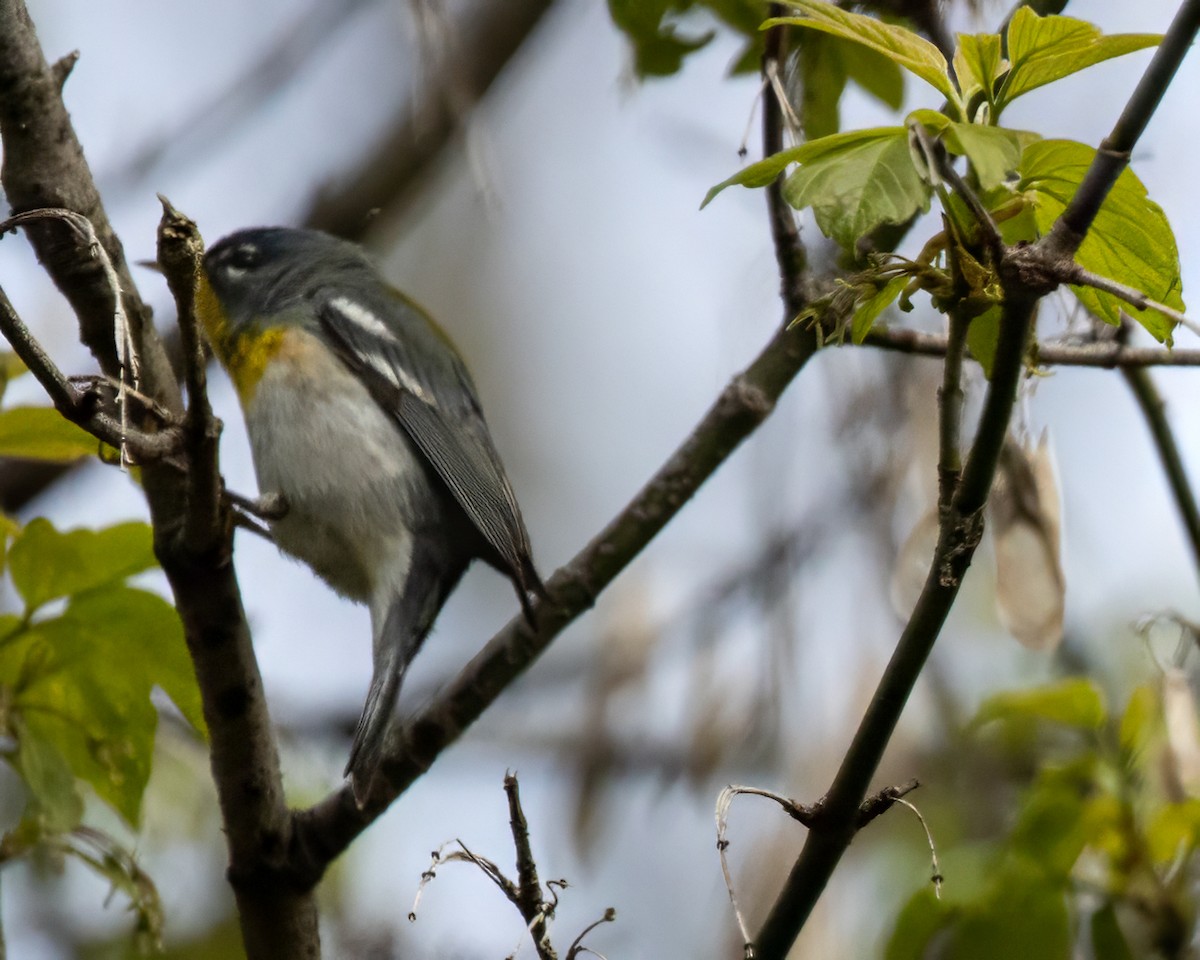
200, 227, 544, 802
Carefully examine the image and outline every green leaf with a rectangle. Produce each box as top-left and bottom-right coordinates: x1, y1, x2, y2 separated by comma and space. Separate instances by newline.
797, 31, 907, 141
12, 717, 85, 832
1118, 683, 1159, 758
770, 1, 958, 105
998, 9, 1160, 114
1010, 777, 1089, 880
1146, 800, 1200, 863
842, 37, 906, 110
948, 868, 1069, 960
0, 406, 98, 462
796, 31, 847, 142
1091, 904, 1135, 960
0, 352, 28, 404
885, 888, 956, 960
975, 678, 1106, 731
9, 518, 158, 612
967, 306, 1001, 378
1018, 139, 1184, 343
851, 276, 908, 343
944, 123, 1020, 190
782, 128, 930, 250
953, 33, 1004, 116
15, 587, 202, 825
703, 144, 812, 208
607, 0, 714, 77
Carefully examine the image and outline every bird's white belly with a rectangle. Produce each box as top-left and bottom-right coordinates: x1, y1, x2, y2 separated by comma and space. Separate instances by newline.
242, 332, 423, 602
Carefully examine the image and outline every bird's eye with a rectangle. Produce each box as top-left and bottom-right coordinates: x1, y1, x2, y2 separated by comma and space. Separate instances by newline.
227, 244, 262, 271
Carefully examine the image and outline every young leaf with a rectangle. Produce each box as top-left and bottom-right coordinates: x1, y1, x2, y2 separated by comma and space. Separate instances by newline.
12, 717, 85, 832
997, 9, 1160, 115
1018, 139, 1184, 342
8, 518, 158, 613
0, 406, 98, 462
885, 888, 956, 960
974, 678, 1106, 731
796, 33, 905, 140
953, 33, 1004, 116
851, 276, 907, 343
948, 867, 1070, 960
0, 352, 28, 404
700, 124, 912, 220
14, 586, 203, 826
943, 123, 1020, 190
966, 306, 1000, 378
1146, 800, 1200, 863
781, 128, 930, 250
769, 1, 958, 106
1091, 904, 1135, 960
607, 0, 715, 77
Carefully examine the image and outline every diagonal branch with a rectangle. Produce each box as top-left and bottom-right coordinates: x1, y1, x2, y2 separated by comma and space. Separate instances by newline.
1058, 261, 1193, 335
862, 325, 1200, 368
1119, 335, 1200, 585
285, 308, 822, 884
281, 5, 826, 886
751, 2, 1200, 956
0, 281, 182, 461
1042, 0, 1200, 258
0, 6, 320, 958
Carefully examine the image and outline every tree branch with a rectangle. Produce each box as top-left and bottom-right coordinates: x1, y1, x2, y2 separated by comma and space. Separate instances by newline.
283, 310, 821, 882
154, 209, 321, 960
505, 774, 557, 960
0, 6, 320, 957
1120, 341, 1200, 586
1059, 261, 1193, 335
1042, 0, 1200, 258
0, 282, 181, 461
750, 2, 1200, 955
862, 326, 1200, 368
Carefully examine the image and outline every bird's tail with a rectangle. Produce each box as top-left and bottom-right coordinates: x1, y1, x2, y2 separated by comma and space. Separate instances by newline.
344, 641, 406, 806
344, 549, 467, 806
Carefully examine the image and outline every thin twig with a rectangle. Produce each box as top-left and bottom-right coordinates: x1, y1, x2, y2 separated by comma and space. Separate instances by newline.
892, 797, 943, 899
155, 199, 224, 548
862, 325, 1200, 368
0, 209, 138, 466
0, 284, 181, 461
505, 773, 556, 960
1059, 261, 1194, 336
565, 908, 616, 960
1120, 344, 1200, 586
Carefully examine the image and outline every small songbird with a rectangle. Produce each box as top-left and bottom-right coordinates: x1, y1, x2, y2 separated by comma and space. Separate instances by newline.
196, 227, 544, 801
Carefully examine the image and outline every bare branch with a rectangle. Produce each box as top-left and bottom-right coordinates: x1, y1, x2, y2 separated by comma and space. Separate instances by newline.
505, 773, 556, 960
0, 279, 181, 462
1058, 261, 1194, 336
862, 325, 1200, 368
565, 908, 616, 960
1120, 344, 1200, 586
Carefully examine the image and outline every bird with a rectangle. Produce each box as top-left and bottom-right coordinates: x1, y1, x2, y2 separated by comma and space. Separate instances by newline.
195, 226, 545, 802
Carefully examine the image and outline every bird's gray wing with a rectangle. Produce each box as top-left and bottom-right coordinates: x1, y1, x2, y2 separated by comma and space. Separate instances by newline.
316, 293, 542, 601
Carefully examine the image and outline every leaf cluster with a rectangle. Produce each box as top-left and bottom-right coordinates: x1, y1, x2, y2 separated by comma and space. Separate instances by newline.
0, 512, 204, 949
889, 675, 1200, 958
703, 4, 1183, 351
